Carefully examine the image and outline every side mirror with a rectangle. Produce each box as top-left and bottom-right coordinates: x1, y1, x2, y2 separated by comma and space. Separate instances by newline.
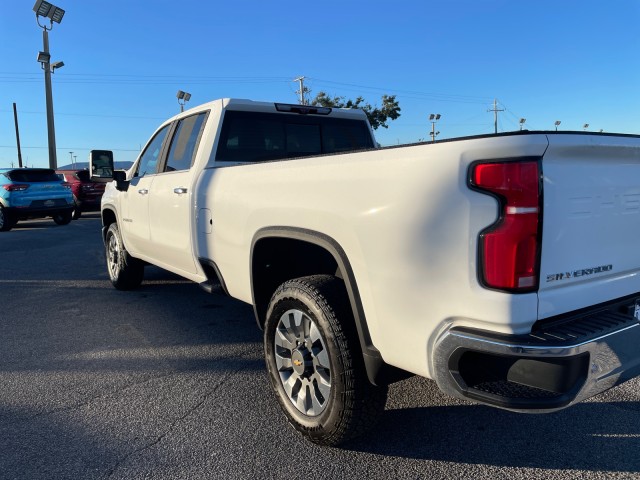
113, 170, 129, 192
89, 150, 114, 183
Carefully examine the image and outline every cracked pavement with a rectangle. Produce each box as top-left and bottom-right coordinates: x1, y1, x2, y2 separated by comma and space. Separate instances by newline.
1, 215, 640, 480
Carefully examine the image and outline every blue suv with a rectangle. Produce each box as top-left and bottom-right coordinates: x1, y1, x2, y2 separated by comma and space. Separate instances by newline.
0, 168, 74, 232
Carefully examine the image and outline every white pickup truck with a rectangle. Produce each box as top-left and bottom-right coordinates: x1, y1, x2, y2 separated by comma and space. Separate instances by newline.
92, 98, 640, 446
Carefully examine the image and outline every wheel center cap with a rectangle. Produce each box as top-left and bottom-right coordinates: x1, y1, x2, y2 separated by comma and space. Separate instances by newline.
291, 349, 308, 376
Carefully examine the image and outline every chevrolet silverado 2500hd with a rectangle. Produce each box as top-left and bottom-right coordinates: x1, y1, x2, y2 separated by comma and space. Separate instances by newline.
92, 98, 640, 446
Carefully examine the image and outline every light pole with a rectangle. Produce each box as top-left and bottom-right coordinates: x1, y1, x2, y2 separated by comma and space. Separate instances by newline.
69, 151, 73, 166
583, 123, 590, 131
519, 118, 526, 131
429, 113, 441, 143
33, 0, 65, 170
554, 120, 561, 131
177, 90, 191, 112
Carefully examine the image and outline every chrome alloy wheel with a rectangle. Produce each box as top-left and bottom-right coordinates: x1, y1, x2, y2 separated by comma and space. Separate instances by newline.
106, 231, 120, 280
274, 308, 331, 416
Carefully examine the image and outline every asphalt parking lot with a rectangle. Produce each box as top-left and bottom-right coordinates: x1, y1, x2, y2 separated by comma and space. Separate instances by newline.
1, 214, 640, 480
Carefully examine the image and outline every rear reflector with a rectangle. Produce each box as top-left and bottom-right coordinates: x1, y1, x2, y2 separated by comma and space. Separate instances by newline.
471, 160, 541, 292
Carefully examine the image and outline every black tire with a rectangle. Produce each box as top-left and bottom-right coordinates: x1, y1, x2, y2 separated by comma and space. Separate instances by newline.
72, 197, 82, 220
52, 209, 73, 225
105, 223, 144, 290
264, 275, 388, 446
0, 205, 15, 232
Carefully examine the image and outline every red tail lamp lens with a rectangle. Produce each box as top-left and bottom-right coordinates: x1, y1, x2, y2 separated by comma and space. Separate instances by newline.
472, 161, 540, 291
3, 184, 30, 192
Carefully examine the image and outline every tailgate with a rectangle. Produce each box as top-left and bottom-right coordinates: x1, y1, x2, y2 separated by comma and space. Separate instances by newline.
538, 133, 640, 319
17, 183, 71, 207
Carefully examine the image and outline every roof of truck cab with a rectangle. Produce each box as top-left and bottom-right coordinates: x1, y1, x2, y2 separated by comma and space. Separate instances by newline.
168, 98, 370, 122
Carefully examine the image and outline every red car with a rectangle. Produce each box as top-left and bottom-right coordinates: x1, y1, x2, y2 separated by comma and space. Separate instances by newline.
56, 169, 106, 219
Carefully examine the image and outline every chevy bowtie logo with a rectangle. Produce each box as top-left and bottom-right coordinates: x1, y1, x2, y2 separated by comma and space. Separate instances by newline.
293, 359, 303, 367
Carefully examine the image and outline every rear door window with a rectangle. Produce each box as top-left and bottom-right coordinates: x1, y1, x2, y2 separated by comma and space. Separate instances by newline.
162, 112, 208, 172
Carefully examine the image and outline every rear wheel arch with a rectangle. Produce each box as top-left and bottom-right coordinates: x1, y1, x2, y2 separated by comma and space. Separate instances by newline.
250, 227, 408, 386
251, 228, 365, 332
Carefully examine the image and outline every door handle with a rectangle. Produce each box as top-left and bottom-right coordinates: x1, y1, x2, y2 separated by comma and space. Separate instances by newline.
138, 189, 149, 195
173, 187, 188, 195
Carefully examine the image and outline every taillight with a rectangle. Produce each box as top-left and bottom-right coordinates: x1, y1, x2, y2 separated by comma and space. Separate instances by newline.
3, 184, 29, 192
470, 160, 541, 292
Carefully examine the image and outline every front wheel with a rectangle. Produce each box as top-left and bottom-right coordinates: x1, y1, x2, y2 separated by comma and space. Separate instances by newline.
264, 275, 388, 446
52, 210, 72, 225
105, 223, 144, 290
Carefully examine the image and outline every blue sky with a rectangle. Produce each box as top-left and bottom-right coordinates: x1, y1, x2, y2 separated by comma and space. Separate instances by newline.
1, 0, 639, 168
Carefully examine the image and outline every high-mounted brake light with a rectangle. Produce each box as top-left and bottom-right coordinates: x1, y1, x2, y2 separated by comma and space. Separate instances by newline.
3, 184, 30, 192
274, 103, 332, 115
471, 160, 541, 292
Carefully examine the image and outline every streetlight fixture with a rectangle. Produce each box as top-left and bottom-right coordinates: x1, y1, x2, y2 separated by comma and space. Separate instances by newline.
177, 90, 192, 112
33, 0, 65, 170
519, 118, 526, 130
429, 113, 441, 143
554, 120, 561, 131
583, 123, 590, 131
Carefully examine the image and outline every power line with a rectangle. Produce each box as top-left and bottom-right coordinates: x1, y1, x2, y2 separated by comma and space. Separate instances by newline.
0, 72, 293, 86
308, 77, 493, 104
0, 145, 140, 152
0, 109, 165, 120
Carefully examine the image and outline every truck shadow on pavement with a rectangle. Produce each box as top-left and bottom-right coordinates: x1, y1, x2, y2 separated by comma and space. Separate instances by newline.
349, 392, 640, 473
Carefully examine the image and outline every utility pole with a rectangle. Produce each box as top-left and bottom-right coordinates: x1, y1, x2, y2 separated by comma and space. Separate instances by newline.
488, 99, 504, 134
12, 103, 23, 168
69, 151, 73, 167
293, 76, 307, 105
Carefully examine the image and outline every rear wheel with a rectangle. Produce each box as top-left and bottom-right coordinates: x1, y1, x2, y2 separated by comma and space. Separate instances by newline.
105, 223, 144, 290
264, 275, 387, 446
52, 210, 73, 225
0, 205, 15, 232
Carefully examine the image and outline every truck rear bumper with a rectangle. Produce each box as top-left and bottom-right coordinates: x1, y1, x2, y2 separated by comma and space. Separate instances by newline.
432, 299, 640, 412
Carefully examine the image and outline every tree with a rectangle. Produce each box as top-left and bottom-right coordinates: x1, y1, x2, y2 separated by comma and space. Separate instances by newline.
310, 92, 401, 130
